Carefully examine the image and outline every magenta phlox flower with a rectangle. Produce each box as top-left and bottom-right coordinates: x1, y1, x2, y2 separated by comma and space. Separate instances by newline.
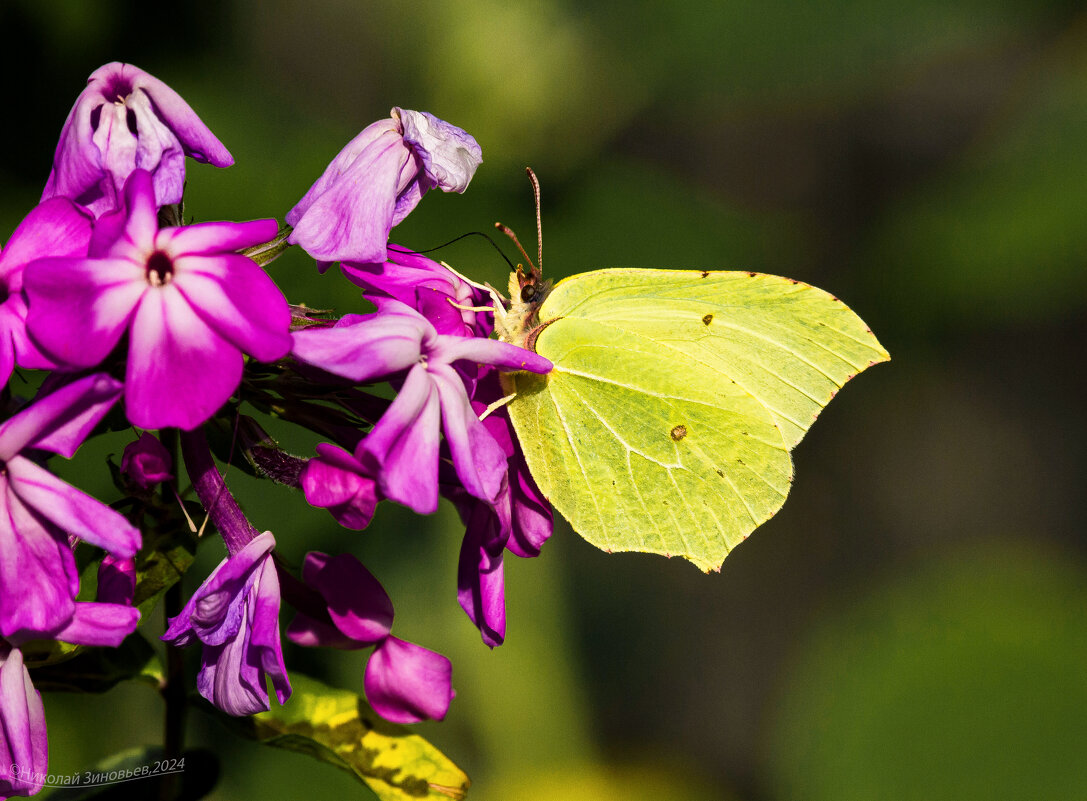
0, 198, 93, 387
162, 531, 290, 716
120, 432, 173, 490
25, 169, 292, 430
42, 62, 233, 217
0, 645, 47, 799
0, 374, 140, 641
286, 108, 482, 266
340, 248, 493, 338
299, 443, 379, 530
446, 371, 552, 645
290, 300, 551, 514
285, 552, 392, 649
285, 552, 454, 724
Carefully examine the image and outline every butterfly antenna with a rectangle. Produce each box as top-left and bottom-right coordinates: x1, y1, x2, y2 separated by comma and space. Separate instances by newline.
526, 166, 543, 274
388, 233, 516, 271
494, 221, 537, 272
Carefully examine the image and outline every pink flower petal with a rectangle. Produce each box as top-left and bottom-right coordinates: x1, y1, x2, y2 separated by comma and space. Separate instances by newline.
97, 555, 136, 606
172, 253, 291, 362
304, 552, 393, 645
6, 455, 140, 558
128, 65, 232, 167
0, 197, 93, 282
0, 484, 78, 639
51, 602, 140, 647
432, 364, 508, 502
0, 647, 48, 797
125, 287, 242, 430
287, 131, 413, 264
362, 364, 441, 514
23, 255, 145, 368
397, 108, 482, 194
437, 334, 552, 374
0, 373, 123, 460
287, 117, 399, 226
365, 636, 454, 724
109, 167, 160, 252
457, 530, 506, 647
248, 559, 291, 705
300, 446, 378, 530
291, 311, 426, 384
286, 611, 363, 650
160, 218, 278, 255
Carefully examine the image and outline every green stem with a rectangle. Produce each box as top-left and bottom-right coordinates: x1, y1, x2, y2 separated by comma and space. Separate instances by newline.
160, 580, 186, 801
159, 428, 184, 801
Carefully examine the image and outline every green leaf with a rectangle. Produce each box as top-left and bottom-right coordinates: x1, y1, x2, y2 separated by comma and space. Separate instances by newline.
27, 632, 162, 693
505, 268, 888, 572
230, 672, 469, 800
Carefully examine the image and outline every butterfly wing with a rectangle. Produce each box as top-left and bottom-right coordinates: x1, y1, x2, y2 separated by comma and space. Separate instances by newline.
504, 269, 889, 572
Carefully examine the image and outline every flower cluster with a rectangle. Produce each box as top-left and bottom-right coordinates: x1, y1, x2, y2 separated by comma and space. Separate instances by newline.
0, 62, 552, 797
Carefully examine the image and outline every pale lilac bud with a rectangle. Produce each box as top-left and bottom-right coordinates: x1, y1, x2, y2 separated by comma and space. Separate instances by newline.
42, 62, 233, 217
286, 108, 481, 265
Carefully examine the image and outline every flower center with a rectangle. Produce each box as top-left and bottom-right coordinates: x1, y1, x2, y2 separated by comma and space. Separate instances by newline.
102, 75, 134, 102
146, 251, 174, 287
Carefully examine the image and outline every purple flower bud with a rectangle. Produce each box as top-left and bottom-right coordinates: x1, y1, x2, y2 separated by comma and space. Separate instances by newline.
120, 432, 173, 490
97, 555, 136, 607
286, 108, 481, 265
42, 62, 233, 217
25, 169, 292, 430
162, 532, 291, 716
0, 645, 47, 798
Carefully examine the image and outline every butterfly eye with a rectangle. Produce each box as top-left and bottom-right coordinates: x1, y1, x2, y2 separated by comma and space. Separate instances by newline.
520, 284, 537, 303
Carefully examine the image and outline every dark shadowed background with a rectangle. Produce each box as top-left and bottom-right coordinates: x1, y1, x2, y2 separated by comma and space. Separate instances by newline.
3, 1, 1086, 799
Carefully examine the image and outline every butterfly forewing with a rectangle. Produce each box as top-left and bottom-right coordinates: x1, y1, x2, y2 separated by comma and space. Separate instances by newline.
542, 269, 890, 448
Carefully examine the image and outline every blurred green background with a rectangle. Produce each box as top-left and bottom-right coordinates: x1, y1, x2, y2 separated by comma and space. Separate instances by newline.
3, 0, 1087, 799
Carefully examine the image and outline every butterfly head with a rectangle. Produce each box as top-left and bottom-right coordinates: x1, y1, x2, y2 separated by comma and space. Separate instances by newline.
493, 167, 557, 350
496, 263, 552, 349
